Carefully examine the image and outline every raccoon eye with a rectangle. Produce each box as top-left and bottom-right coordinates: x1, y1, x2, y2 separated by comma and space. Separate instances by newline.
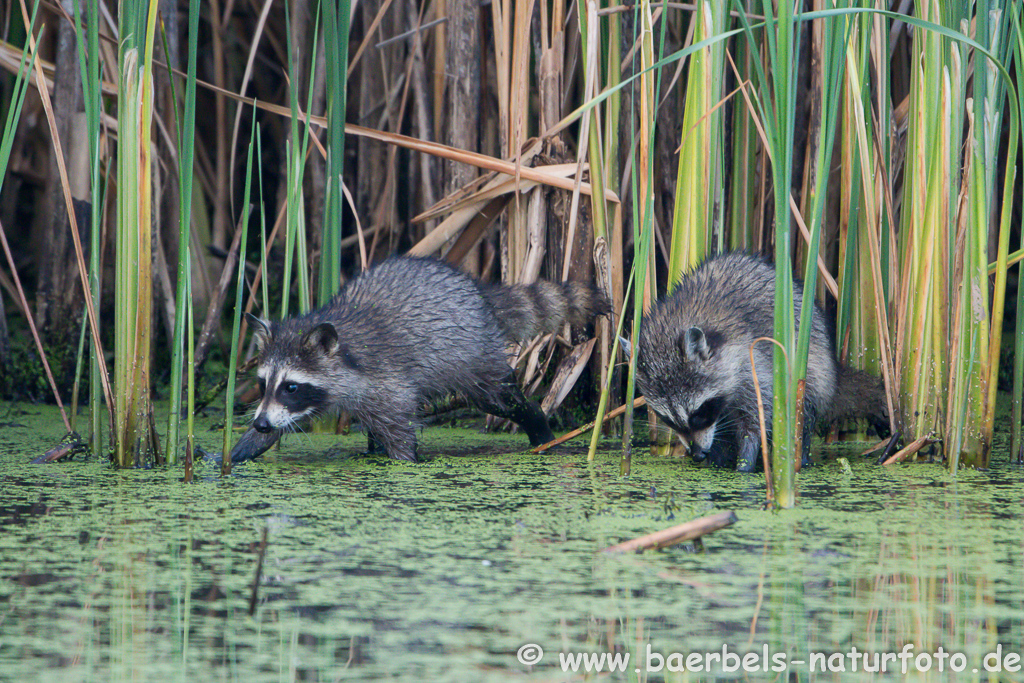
284, 383, 299, 394
688, 397, 724, 432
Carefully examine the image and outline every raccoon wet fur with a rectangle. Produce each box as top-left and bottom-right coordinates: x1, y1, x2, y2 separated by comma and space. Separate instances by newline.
633, 252, 888, 472
230, 256, 610, 463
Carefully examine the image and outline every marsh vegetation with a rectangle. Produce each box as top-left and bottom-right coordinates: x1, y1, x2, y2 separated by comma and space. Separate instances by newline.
0, 1, 1021, 509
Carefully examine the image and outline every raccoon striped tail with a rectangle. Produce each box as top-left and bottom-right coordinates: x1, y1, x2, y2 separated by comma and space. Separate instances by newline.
827, 365, 891, 437
481, 280, 611, 342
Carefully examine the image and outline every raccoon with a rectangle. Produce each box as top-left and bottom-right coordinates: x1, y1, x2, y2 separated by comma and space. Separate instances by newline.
632, 252, 888, 472
230, 256, 609, 463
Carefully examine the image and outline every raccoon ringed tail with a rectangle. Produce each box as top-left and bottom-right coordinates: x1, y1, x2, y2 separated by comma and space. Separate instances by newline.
827, 364, 891, 436
481, 280, 610, 342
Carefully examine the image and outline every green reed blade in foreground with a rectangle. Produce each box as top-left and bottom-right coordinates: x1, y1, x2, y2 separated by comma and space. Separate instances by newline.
166, 0, 202, 464
795, 5, 848, 385
1011, 11, 1024, 460
281, 1, 321, 318
223, 119, 258, 466
669, 1, 726, 282
835, 6, 893, 442
113, 0, 160, 467
319, 0, 351, 306
735, 0, 800, 506
960, 6, 1014, 470
71, 0, 106, 452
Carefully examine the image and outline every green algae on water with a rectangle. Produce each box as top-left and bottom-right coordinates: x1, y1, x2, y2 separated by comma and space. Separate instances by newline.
2, 405, 1024, 681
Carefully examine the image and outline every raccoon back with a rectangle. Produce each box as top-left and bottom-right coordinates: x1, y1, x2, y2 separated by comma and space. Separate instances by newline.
300, 257, 514, 401
479, 280, 610, 342
637, 253, 838, 418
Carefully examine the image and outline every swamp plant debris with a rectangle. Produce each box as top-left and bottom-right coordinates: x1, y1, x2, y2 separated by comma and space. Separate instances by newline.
882, 436, 939, 467
602, 510, 738, 554
31, 431, 88, 464
533, 396, 646, 453
874, 431, 903, 465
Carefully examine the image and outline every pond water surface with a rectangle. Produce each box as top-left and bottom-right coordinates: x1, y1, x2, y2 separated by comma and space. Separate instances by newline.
1, 405, 1023, 682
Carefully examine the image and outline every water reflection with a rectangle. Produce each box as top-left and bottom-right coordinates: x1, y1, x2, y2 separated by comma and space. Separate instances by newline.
1, 422, 1022, 681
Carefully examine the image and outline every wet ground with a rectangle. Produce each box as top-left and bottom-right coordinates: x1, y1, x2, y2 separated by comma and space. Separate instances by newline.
1, 403, 1023, 681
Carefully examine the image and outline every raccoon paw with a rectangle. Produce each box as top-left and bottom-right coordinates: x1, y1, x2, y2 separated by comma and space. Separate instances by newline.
735, 434, 759, 473
230, 427, 282, 463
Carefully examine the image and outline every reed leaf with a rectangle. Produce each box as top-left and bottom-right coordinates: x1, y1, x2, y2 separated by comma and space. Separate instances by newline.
222, 119, 258, 467
113, 0, 160, 467
165, 0, 201, 464
71, 0, 106, 452
669, 1, 726, 280
1011, 9, 1024, 461
320, 0, 351, 305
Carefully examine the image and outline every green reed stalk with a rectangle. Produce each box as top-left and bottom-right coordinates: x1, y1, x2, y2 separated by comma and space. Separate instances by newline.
0, 3, 40, 227
960, 6, 1014, 470
735, 0, 800, 506
766, 0, 798, 508
223, 120, 258, 465
669, 1, 726, 282
114, 0, 160, 467
0, 4, 40, 236
621, 0, 666, 473
895, 3, 960, 461
165, 0, 201, 464
836, 6, 889, 430
583, 0, 618, 421
589, 0, 659, 467
260, 164, 270, 315
281, 3, 321, 318
580, 0, 621, 456
319, 0, 351, 305
69, 306, 88, 431
577, 0, 610, 256
72, 0, 105, 452
1011, 11, 1024, 460
727, 5, 757, 253
795, 7, 848, 408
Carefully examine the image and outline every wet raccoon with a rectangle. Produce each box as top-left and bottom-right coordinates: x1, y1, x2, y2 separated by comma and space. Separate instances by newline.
231, 256, 609, 463
633, 252, 888, 472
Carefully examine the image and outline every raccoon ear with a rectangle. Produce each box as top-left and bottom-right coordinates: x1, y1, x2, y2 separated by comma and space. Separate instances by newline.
618, 336, 633, 359
302, 322, 340, 355
681, 327, 712, 362
246, 313, 273, 350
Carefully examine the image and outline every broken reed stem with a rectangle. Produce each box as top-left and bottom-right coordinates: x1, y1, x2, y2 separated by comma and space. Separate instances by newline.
882, 435, 935, 466
533, 396, 645, 453
602, 510, 738, 553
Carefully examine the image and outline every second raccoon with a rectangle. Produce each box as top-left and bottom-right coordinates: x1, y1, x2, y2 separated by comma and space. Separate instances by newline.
633, 252, 888, 472
231, 256, 609, 463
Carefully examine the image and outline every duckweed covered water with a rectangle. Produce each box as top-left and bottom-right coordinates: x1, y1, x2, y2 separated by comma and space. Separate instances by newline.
2, 405, 1024, 682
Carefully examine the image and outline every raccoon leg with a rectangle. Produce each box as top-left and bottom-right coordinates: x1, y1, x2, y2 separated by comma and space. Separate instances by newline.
360, 411, 419, 462
230, 427, 282, 463
366, 431, 386, 455
799, 400, 818, 468
735, 431, 759, 472
477, 378, 556, 447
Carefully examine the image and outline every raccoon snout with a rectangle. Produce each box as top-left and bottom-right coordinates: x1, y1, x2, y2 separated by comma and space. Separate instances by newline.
253, 414, 274, 433
689, 442, 708, 462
